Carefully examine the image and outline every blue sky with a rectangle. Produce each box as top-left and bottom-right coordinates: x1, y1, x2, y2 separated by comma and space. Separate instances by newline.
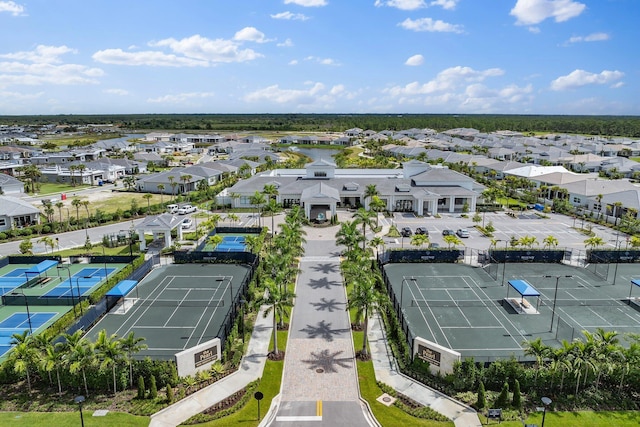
0, 0, 637, 115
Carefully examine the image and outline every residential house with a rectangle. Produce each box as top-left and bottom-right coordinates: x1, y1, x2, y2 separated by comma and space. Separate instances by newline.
0, 196, 41, 230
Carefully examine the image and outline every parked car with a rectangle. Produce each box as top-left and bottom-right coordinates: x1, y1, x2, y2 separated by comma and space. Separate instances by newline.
177, 204, 196, 215
167, 204, 178, 214
442, 229, 455, 236
456, 228, 470, 238
415, 226, 429, 236
181, 218, 193, 229
428, 242, 440, 249
401, 227, 412, 237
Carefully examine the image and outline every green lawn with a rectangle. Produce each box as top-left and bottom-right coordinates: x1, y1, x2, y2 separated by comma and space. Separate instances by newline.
357, 359, 453, 427
482, 410, 640, 426
0, 411, 149, 426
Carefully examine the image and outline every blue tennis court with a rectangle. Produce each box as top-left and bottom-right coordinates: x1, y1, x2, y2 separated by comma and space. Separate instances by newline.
0, 312, 57, 357
42, 277, 102, 298
0, 277, 27, 296
76, 267, 116, 278
222, 236, 245, 243
3, 268, 29, 278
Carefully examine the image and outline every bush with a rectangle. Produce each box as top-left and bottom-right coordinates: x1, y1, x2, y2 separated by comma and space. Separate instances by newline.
494, 382, 509, 408
512, 379, 522, 410
476, 381, 486, 410
166, 384, 174, 403
137, 376, 146, 399
149, 375, 158, 399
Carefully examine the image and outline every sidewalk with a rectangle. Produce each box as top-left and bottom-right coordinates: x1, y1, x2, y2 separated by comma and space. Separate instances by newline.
368, 313, 482, 427
149, 305, 273, 427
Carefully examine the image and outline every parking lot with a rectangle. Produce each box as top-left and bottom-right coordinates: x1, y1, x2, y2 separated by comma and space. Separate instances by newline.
381, 211, 624, 251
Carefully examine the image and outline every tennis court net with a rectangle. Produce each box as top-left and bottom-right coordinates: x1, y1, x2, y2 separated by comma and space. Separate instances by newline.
411, 299, 500, 308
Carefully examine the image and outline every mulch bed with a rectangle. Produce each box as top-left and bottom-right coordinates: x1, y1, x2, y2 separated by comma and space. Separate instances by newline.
202, 388, 246, 416
267, 351, 286, 361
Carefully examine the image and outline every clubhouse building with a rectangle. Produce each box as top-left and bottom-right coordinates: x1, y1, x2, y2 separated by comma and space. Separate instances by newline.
217, 159, 483, 220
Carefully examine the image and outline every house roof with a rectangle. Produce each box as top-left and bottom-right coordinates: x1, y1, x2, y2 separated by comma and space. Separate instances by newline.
0, 196, 40, 216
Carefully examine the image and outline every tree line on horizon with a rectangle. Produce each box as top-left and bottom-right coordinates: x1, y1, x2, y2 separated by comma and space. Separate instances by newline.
1, 113, 640, 137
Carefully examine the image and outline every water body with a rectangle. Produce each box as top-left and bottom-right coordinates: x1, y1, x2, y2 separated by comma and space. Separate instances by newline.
294, 147, 341, 163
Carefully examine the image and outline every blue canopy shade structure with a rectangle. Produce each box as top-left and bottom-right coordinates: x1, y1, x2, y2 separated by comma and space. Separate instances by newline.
106, 280, 138, 298
26, 260, 58, 275
629, 279, 640, 301
508, 280, 541, 297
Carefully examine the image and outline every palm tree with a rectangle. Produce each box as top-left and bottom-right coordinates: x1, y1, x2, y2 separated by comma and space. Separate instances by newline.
55, 201, 64, 226
410, 233, 429, 248
262, 183, 278, 201
443, 234, 463, 249
143, 193, 153, 213
81, 200, 91, 227
69, 164, 78, 187
584, 236, 605, 249
595, 194, 603, 220
369, 195, 386, 227
180, 174, 193, 199
543, 235, 559, 249
353, 208, 376, 251
226, 213, 239, 225
364, 184, 379, 204
255, 280, 295, 356
71, 198, 82, 223
8, 331, 36, 393
94, 329, 124, 394
120, 331, 148, 388
369, 236, 385, 258
335, 220, 363, 256
263, 198, 280, 238
39, 236, 55, 253
346, 275, 382, 357
63, 330, 94, 397
517, 235, 538, 249
523, 337, 551, 385
168, 175, 177, 201
208, 234, 223, 249
249, 191, 266, 227
41, 342, 65, 396
157, 184, 166, 204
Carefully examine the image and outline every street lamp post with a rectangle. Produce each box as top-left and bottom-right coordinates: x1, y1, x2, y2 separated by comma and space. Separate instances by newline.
74, 395, 86, 427
497, 239, 509, 286
545, 275, 573, 332
11, 291, 32, 335
57, 263, 77, 319
541, 396, 552, 427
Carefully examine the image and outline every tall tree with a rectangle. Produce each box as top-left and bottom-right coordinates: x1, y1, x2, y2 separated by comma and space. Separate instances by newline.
8, 331, 36, 393
94, 329, 124, 394
120, 331, 148, 389
346, 275, 382, 357
353, 208, 376, 251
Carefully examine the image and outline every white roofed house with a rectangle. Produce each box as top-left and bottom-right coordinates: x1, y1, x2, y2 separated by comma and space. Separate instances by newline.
40, 164, 106, 186
0, 196, 41, 231
218, 159, 482, 221
0, 174, 25, 195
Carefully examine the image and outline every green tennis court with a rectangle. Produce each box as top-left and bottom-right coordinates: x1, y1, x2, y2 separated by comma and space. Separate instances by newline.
384, 262, 640, 363
88, 263, 251, 360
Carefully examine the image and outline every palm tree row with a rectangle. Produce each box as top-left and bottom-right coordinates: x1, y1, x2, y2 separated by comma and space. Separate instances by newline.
5, 328, 146, 396
337, 214, 385, 358
255, 205, 305, 356
522, 329, 640, 398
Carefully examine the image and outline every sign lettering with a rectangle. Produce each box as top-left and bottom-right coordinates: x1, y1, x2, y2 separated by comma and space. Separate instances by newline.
194, 345, 218, 367
417, 344, 441, 366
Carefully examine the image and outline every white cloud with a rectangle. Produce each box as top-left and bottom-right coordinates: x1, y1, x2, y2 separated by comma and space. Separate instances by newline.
511, 0, 586, 26
95, 34, 263, 67
550, 69, 624, 90
104, 88, 129, 96
271, 11, 309, 20
0, 45, 77, 64
278, 38, 294, 47
429, 0, 458, 9
375, 0, 458, 10
305, 56, 340, 66
0, 90, 42, 100
151, 35, 263, 63
610, 81, 625, 89
93, 49, 208, 67
147, 92, 215, 104
405, 54, 424, 66
376, 0, 427, 10
284, 0, 327, 7
244, 82, 325, 104
233, 27, 272, 43
0, 1, 25, 16
385, 66, 504, 97
0, 45, 103, 88
399, 17, 464, 33
567, 32, 610, 44
288, 59, 299, 65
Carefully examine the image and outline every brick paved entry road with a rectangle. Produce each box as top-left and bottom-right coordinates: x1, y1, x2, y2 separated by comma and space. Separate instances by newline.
270, 223, 374, 427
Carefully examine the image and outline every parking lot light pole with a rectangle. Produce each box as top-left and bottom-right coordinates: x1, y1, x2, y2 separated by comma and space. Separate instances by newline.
74, 395, 86, 427
544, 275, 572, 332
